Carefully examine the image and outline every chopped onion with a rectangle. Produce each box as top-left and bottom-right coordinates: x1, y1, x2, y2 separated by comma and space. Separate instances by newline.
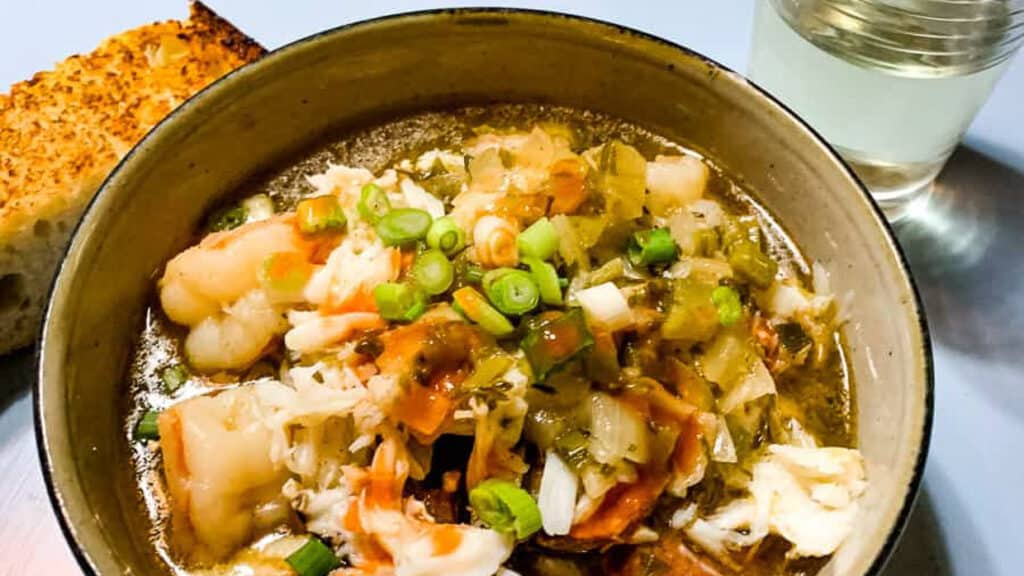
573, 493, 605, 523
517, 126, 557, 171
690, 258, 735, 283
785, 418, 819, 449
669, 503, 698, 529
664, 259, 692, 280
645, 155, 709, 217
579, 460, 635, 499
551, 214, 588, 270
538, 451, 578, 536
711, 415, 738, 463
468, 148, 506, 193
699, 331, 755, 385
575, 282, 634, 332
667, 419, 710, 497
764, 280, 834, 320
594, 141, 647, 220
667, 257, 733, 283
588, 393, 649, 464
766, 282, 810, 318
719, 359, 777, 414
812, 261, 831, 296
242, 193, 275, 223
523, 409, 569, 451
689, 199, 725, 228
630, 526, 660, 544
666, 210, 698, 255
586, 257, 626, 287
415, 149, 467, 175
685, 519, 729, 557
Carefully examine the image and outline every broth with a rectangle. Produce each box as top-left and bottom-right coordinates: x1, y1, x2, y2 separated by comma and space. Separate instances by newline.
127, 104, 856, 576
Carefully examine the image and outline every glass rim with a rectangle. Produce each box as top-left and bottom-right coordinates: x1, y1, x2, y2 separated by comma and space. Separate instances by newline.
770, 0, 1024, 75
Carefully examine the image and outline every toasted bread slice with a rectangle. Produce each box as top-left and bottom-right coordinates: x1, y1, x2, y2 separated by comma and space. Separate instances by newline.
0, 2, 264, 355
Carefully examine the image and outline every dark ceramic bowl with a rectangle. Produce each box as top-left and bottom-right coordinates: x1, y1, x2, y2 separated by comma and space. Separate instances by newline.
36, 9, 931, 575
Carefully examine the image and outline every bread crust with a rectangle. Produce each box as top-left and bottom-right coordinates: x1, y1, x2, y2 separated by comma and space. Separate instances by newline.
0, 1, 265, 354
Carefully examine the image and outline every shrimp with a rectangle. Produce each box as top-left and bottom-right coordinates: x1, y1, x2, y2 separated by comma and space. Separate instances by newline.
466, 127, 574, 196
184, 289, 287, 373
454, 127, 578, 230
158, 384, 290, 564
471, 215, 519, 268
547, 156, 588, 215
160, 215, 317, 326
304, 241, 401, 314
449, 191, 502, 233
349, 437, 514, 576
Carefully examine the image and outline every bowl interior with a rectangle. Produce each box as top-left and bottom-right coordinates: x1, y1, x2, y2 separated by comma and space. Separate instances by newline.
38, 10, 930, 575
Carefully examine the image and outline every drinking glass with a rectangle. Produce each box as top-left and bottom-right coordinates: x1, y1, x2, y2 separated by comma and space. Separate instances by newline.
749, 0, 1024, 219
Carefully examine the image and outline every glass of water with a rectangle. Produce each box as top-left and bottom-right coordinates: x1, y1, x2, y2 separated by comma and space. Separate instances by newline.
749, 0, 1024, 219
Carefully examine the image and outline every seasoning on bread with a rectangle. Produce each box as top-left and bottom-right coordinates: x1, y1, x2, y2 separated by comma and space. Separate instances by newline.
0, 2, 264, 355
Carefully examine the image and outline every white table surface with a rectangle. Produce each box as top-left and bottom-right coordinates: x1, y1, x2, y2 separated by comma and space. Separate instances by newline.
2, 2, 1022, 575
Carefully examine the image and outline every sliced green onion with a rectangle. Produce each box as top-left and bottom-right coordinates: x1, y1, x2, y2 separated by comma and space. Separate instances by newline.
520, 308, 594, 379
358, 183, 391, 224
374, 282, 427, 322
628, 227, 678, 266
411, 249, 454, 296
463, 265, 485, 284
517, 217, 559, 261
135, 411, 160, 441
452, 287, 515, 337
483, 268, 540, 316
728, 240, 778, 288
160, 364, 189, 393
296, 195, 346, 235
285, 537, 341, 576
469, 479, 543, 539
208, 204, 247, 232
711, 285, 743, 326
375, 208, 432, 246
522, 257, 562, 305
426, 216, 467, 256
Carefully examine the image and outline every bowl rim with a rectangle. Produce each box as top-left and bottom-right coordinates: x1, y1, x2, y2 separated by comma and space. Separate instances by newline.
34, 7, 934, 576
